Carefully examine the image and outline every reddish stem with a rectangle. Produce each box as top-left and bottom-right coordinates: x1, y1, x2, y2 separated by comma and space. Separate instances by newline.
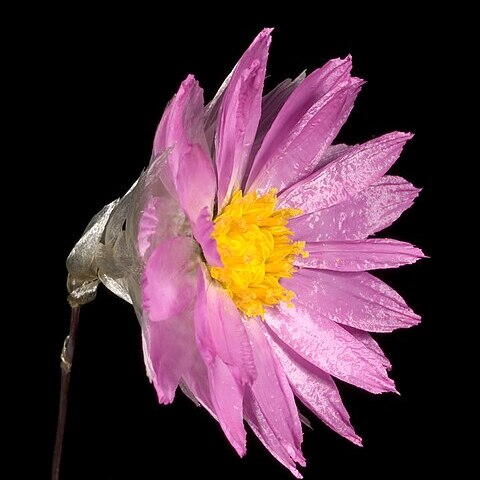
52, 306, 80, 480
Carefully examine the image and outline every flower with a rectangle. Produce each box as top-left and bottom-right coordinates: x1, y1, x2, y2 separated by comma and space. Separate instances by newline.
67, 28, 424, 478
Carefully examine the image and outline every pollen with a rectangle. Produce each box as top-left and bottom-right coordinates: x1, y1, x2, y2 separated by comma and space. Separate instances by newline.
209, 189, 308, 318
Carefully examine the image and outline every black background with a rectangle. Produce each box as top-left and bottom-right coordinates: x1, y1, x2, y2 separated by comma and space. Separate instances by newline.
20, 7, 440, 479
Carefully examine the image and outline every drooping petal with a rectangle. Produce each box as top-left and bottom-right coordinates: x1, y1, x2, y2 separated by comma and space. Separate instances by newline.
181, 349, 216, 414
244, 389, 303, 478
265, 302, 396, 394
141, 237, 198, 322
215, 28, 272, 208
289, 175, 421, 242
278, 132, 413, 214
147, 308, 196, 404
268, 332, 362, 445
246, 57, 354, 191
161, 75, 217, 226
245, 319, 304, 464
207, 357, 248, 456
342, 325, 392, 370
296, 238, 425, 271
283, 269, 420, 333
137, 196, 187, 260
194, 265, 256, 385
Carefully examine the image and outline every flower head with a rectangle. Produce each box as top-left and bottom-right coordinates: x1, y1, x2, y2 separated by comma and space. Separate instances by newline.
67, 28, 424, 478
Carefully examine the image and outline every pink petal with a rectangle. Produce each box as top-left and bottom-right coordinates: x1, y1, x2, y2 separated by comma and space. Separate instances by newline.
250, 78, 363, 194
147, 308, 196, 404
247, 73, 305, 173
141, 237, 198, 322
264, 302, 396, 394
268, 333, 362, 446
246, 57, 354, 191
289, 175, 421, 242
151, 103, 178, 199
278, 132, 413, 214
181, 350, 216, 414
191, 206, 222, 266
182, 344, 247, 456
342, 326, 392, 370
161, 75, 217, 225
137, 196, 186, 260
244, 390, 303, 478
245, 319, 304, 464
207, 357, 247, 456
296, 238, 425, 271
194, 265, 256, 385
283, 269, 420, 333
215, 28, 272, 208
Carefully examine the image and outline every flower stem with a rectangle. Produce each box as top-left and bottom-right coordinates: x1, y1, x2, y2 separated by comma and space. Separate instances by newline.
52, 306, 81, 480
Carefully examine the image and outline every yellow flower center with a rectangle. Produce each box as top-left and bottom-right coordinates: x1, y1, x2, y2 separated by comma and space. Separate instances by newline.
209, 189, 307, 318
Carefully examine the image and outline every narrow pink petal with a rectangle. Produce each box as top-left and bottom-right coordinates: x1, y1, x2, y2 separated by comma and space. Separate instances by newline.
245, 319, 304, 464
215, 28, 272, 208
194, 265, 256, 385
249, 78, 363, 194
296, 238, 425, 271
264, 302, 396, 394
342, 326, 392, 370
289, 175, 421, 242
268, 333, 362, 446
246, 57, 353, 190
278, 132, 413, 214
141, 237, 198, 322
161, 75, 217, 225
137, 196, 186, 260
147, 308, 196, 404
244, 390, 303, 478
283, 269, 420, 333
247, 73, 305, 172
207, 357, 247, 456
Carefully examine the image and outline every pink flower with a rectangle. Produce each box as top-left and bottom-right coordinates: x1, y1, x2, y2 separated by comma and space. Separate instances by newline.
68, 28, 424, 478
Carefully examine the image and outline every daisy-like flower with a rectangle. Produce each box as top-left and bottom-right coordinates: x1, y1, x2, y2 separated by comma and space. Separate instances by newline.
67, 28, 424, 477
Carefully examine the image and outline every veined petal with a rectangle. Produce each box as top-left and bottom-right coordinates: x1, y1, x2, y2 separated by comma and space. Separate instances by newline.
147, 308, 196, 404
194, 265, 256, 385
289, 175, 421, 242
268, 332, 362, 445
245, 319, 304, 464
141, 237, 198, 322
278, 132, 413, 214
246, 57, 354, 191
296, 238, 425, 271
265, 302, 396, 394
215, 28, 272, 208
283, 269, 420, 333
137, 196, 186, 260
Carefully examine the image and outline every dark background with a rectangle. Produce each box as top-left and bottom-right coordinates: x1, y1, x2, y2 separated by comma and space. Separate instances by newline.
19, 7, 440, 479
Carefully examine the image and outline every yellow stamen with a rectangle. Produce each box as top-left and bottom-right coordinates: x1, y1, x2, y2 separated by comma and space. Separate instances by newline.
209, 189, 308, 317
